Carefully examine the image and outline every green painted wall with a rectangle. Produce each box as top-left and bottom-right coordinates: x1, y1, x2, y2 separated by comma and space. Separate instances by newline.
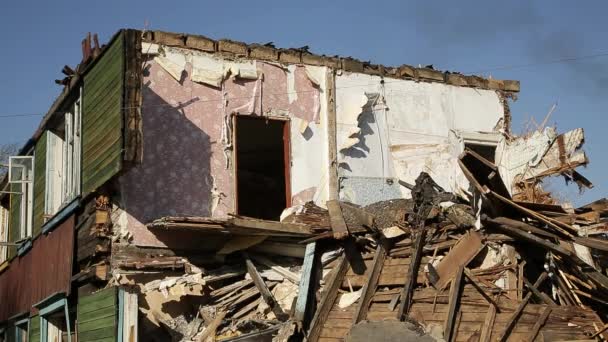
29, 315, 40, 341
8, 183, 21, 258
33, 132, 47, 237
77, 287, 117, 342
82, 31, 125, 196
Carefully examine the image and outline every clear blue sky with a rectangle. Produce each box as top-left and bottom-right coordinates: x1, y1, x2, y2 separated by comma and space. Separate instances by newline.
0, 0, 606, 205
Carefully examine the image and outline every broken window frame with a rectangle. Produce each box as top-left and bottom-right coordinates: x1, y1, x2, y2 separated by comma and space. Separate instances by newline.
14, 317, 28, 342
39, 297, 72, 342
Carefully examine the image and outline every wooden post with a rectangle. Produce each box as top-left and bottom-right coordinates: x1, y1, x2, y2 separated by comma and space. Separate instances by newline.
244, 254, 287, 321
444, 266, 464, 342
353, 244, 386, 324
294, 243, 317, 326
307, 254, 349, 342
397, 227, 426, 321
326, 68, 339, 202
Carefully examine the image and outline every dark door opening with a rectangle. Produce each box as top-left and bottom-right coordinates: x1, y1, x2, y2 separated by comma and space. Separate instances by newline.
235, 116, 291, 220
465, 143, 496, 163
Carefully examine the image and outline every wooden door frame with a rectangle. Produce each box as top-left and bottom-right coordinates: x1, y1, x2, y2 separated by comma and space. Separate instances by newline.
231, 114, 292, 217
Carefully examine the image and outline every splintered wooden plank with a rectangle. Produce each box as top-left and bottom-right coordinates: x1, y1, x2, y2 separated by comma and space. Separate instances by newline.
308, 254, 349, 342
444, 266, 464, 342
327, 200, 350, 239
498, 272, 548, 342
432, 231, 483, 290
244, 254, 287, 321
353, 244, 386, 324
479, 304, 497, 342
397, 228, 426, 321
463, 268, 500, 311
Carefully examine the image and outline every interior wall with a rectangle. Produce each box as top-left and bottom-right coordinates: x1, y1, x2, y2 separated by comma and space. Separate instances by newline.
335, 72, 505, 203
119, 47, 328, 247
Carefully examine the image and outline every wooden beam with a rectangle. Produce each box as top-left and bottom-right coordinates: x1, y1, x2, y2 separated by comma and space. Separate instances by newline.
527, 307, 551, 342
326, 68, 339, 201
293, 243, 317, 326
523, 277, 556, 306
307, 254, 349, 342
353, 244, 386, 324
326, 200, 350, 240
397, 228, 426, 321
244, 254, 287, 321
489, 216, 560, 239
498, 272, 548, 342
463, 268, 500, 312
444, 266, 464, 342
479, 303, 497, 342
489, 191, 576, 237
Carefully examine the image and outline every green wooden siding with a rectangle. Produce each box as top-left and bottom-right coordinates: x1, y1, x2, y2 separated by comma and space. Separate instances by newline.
8, 183, 21, 258
33, 132, 47, 237
77, 287, 117, 342
82, 32, 125, 196
29, 315, 40, 342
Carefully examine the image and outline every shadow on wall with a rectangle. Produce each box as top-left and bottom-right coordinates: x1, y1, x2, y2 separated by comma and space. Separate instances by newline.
122, 85, 217, 248
341, 107, 376, 160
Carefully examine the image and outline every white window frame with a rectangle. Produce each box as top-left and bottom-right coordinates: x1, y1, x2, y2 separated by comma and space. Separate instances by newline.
8, 155, 34, 239
45, 90, 82, 218
0, 206, 8, 263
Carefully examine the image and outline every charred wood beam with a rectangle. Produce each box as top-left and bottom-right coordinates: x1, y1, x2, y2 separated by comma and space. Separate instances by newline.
498, 272, 548, 342
444, 266, 464, 342
353, 243, 386, 324
243, 254, 287, 321
307, 254, 349, 342
397, 227, 426, 321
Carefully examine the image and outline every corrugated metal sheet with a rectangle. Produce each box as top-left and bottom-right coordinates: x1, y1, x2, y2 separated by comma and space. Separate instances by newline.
82, 31, 124, 195
33, 131, 47, 237
77, 287, 117, 341
8, 183, 21, 258
0, 215, 74, 322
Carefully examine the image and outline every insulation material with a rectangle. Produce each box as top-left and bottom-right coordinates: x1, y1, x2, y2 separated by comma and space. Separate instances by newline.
191, 54, 226, 87
336, 73, 504, 203
495, 127, 588, 195
154, 51, 187, 81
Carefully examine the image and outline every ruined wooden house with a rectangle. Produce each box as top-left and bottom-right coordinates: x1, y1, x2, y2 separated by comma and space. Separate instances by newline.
1, 29, 605, 341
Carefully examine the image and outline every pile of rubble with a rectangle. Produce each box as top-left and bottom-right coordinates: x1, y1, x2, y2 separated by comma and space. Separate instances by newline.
114, 148, 607, 341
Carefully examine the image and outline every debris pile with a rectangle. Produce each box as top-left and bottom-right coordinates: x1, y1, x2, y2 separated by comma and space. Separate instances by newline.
113, 142, 607, 342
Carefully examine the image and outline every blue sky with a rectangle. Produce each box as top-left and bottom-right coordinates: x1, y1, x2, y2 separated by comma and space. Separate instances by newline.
0, 0, 606, 205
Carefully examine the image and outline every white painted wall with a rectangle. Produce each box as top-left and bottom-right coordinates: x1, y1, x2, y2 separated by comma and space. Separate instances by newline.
335, 72, 505, 201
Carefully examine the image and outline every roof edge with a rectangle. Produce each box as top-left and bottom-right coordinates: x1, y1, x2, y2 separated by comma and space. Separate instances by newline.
143, 29, 520, 93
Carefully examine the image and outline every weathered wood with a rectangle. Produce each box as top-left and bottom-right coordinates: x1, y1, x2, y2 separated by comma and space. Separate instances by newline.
308, 254, 348, 342
479, 303, 497, 342
326, 69, 338, 201
498, 272, 548, 342
326, 200, 350, 240
397, 228, 426, 321
490, 216, 560, 239
198, 311, 226, 342
353, 244, 386, 324
527, 307, 551, 342
431, 231, 483, 290
523, 277, 556, 306
444, 266, 464, 342
294, 243, 317, 325
243, 255, 287, 321
463, 268, 500, 311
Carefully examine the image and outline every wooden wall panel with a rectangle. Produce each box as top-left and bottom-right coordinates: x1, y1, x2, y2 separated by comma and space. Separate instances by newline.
33, 131, 47, 237
77, 287, 117, 342
82, 31, 125, 196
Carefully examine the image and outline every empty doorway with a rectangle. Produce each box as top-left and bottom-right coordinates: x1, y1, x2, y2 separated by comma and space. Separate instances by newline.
234, 116, 291, 220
